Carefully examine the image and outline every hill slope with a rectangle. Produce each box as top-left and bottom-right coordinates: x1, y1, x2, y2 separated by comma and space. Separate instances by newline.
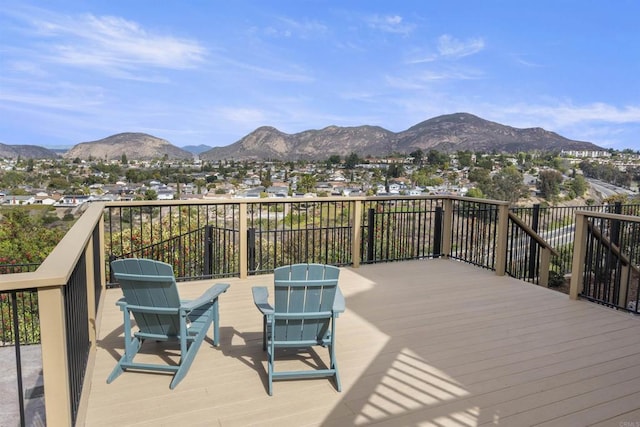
200, 112, 602, 161
64, 133, 193, 161
395, 113, 595, 153
0, 143, 59, 159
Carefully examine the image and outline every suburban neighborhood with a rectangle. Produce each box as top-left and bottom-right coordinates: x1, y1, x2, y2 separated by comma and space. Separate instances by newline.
2, 149, 639, 216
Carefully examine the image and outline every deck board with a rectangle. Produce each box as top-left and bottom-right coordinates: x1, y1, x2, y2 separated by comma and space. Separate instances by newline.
83, 259, 640, 426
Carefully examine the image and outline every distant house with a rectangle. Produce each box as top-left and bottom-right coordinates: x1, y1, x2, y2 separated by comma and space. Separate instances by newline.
561, 150, 611, 158
156, 187, 175, 200
35, 193, 58, 205
4, 195, 36, 205
56, 195, 91, 207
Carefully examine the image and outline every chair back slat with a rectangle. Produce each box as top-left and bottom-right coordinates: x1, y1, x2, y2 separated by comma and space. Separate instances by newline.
272, 264, 339, 342
111, 258, 181, 336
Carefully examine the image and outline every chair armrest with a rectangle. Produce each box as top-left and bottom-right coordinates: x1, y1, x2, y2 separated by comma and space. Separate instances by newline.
117, 297, 180, 314
182, 283, 230, 311
333, 286, 346, 315
125, 305, 180, 315
252, 286, 274, 315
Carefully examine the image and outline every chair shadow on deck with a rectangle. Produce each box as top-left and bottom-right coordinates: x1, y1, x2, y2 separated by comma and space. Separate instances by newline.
101, 258, 230, 389
217, 326, 336, 395
97, 323, 220, 375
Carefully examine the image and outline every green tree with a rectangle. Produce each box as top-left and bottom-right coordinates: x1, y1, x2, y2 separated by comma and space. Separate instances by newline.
298, 174, 317, 193
427, 150, 449, 168
486, 166, 527, 203
144, 189, 158, 200
0, 208, 67, 264
344, 152, 361, 169
468, 167, 491, 187
386, 163, 405, 179
538, 169, 563, 199
457, 151, 473, 168
466, 187, 484, 198
326, 154, 341, 166
569, 175, 587, 197
409, 149, 424, 166
261, 169, 273, 188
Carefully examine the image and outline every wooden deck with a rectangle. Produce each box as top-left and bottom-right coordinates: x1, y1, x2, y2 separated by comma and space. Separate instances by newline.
83, 259, 640, 426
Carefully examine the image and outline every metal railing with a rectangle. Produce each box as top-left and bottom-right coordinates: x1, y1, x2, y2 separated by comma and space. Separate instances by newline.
106, 203, 240, 281
103, 196, 555, 283
0, 202, 104, 426
361, 198, 441, 263
0, 264, 41, 427
570, 211, 640, 312
247, 199, 355, 273
1, 195, 562, 426
506, 212, 559, 286
450, 198, 501, 270
510, 203, 640, 277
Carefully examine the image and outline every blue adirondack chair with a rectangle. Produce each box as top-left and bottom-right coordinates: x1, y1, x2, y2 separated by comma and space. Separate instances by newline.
252, 263, 345, 395
108, 258, 230, 389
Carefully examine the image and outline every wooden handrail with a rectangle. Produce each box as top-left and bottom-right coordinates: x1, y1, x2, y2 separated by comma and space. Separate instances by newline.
586, 221, 640, 274
508, 211, 560, 257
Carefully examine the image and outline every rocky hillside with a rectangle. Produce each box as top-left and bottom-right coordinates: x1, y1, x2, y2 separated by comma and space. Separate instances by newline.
200, 113, 602, 161
64, 133, 193, 161
0, 143, 59, 159
395, 113, 596, 153
201, 125, 394, 161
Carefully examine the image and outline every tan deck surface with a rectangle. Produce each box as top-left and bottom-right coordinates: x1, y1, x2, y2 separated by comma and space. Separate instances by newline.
83, 259, 640, 426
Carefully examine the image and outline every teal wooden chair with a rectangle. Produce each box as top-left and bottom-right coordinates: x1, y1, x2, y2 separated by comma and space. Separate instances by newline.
252, 263, 345, 395
108, 258, 230, 389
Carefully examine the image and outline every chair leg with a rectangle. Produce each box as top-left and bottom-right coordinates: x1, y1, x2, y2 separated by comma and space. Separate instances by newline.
329, 344, 341, 392
107, 337, 141, 384
267, 341, 274, 396
262, 315, 267, 351
212, 299, 220, 346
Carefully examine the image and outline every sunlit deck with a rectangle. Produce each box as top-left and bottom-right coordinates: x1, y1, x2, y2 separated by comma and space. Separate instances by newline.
83, 259, 640, 426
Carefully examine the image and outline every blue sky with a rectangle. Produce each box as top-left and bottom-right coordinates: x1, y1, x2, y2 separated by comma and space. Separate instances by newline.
1, 1, 639, 150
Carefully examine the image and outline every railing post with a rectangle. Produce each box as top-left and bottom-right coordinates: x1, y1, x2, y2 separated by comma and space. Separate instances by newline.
85, 236, 97, 346
441, 198, 453, 258
247, 228, 256, 273
204, 225, 213, 277
38, 285, 72, 426
528, 204, 540, 279
433, 206, 442, 257
351, 200, 362, 268
495, 203, 509, 276
239, 202, 248, 279
618, 263, 630, 307
570, 212, 589, 300
366, 208, 375, 262
10, 291, 26, 425
539, 247, 551, 287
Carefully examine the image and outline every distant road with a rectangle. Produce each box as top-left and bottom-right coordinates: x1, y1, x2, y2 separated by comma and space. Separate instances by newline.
586, 178, 636, 199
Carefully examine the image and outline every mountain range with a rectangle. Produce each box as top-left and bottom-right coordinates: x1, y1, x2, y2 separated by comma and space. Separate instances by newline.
0, 143, 60, 159
198, 113, 602, 161
63, 133, 193, 161
1, 113, 604, 161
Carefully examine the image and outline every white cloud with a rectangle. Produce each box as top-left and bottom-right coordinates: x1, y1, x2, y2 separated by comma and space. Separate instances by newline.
269, 17, 328, 39
25, 11, 207, 75
437, 34, 485, 58
385, 67, 483, 90
503, 102, 640, 127
215, 107, 268, 126
366, 14, 415, 35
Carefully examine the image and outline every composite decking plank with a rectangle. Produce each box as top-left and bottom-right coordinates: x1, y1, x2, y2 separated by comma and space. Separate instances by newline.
83, 259, 640, 426
486, 377, 640, 426
589, 407, 640, 427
